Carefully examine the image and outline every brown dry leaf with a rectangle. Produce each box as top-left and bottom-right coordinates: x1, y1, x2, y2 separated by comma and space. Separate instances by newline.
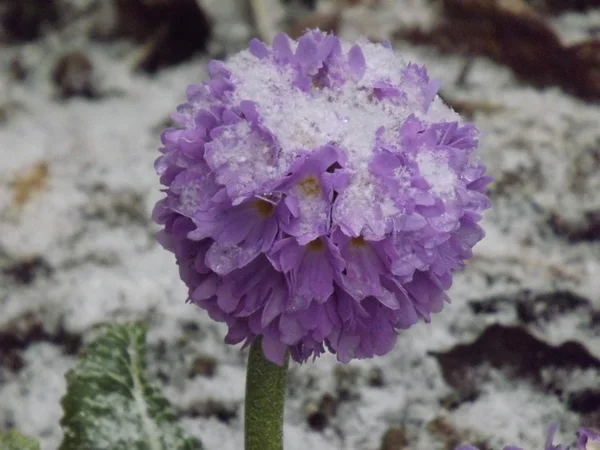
380, 426, 408, 450
431, 324, 600, 401
427, 417, 488, 450
1, 255, 53, 284
188, 355, 217, 378
397, 0, 600, 102
581, 408, 600, 430
183, 399, 238, 423
526, 0, 600, 14
52, 51, 98, 99
10, 161, 49, 208
345, 0, 379, 5
0, 0, 59, 43
0, 312, 81, 374
468, 290, 592, 324
305, 392, 339, 431
565, 40, 600, 100
550, 210, 600, 242
110, 0, 212, 72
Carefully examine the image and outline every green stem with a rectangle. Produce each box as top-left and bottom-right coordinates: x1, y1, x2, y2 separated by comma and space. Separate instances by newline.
244, 338, 289, 450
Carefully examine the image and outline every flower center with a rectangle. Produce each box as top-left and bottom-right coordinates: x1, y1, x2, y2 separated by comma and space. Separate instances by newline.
253, 199, 275, 218
307, 238, 324, 251
298, 176, 321, 197
350, 237, 367, 247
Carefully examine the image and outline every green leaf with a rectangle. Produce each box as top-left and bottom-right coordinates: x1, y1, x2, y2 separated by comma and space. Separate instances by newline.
0, 430, 40, 450
59, 322, 202, 450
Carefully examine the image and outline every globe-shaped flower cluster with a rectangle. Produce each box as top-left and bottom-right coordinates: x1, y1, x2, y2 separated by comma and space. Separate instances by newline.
153, 30, 492, 365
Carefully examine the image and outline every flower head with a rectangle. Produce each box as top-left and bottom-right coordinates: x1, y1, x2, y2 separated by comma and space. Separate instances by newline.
456, 425, 600, 450
578, 428, 600, 450
153, 30, 491, 364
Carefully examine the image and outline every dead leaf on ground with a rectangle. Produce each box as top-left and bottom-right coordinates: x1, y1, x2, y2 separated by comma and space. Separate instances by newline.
306, 392, 339, 431
568, 389, 600, 414
468, 290, 593, 324
397, 0, 600, 102
380, 426, 408, 450
431, 324, 600, 401
581, 408, 600, 430
10, 161, 49, 208
0, 312, 81, 374
427, 417, 489, 450
1, 254, 53, 284
0, 0, 59, 43
96, 0, 212, 72
188, 354, 217, 378
549, 210, 600, 242
282, 0, 317, 9
181, 399, 238, 423
52, 51, 99, 99
526, 0, 600, 14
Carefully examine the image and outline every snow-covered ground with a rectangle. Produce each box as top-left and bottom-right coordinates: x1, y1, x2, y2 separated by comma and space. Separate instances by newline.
1, 1, 599, 449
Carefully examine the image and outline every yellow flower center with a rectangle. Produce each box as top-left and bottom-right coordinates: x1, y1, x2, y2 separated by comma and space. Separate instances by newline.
350, 236, 367, 247
298, 176, 321, 197
253, 199, 275, 218
307, 238, 324, 251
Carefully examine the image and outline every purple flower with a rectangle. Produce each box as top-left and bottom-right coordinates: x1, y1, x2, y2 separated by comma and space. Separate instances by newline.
455, 445, 524, 450
578, 428, 600, 449
456, 424, 600, 450
153, 30, 491, 365
544, 424, 571, 450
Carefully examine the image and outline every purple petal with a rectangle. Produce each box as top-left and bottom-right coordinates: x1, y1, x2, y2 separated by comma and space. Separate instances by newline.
249, 38, 269, 59
204, 120, 282, 202
262, 288, 287, 328
278, 314, 305, 345
295, 33, 321, 75
206, 242, 258, 275
347, 44, 366, 81
261, 335, 288, 365
272, 32, 294, 64
423, 79, 440, 111
577, 427, 600, 449
207, 60, 230, 79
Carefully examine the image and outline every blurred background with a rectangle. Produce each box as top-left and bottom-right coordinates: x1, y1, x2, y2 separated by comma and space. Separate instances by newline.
0, 1, 599, 449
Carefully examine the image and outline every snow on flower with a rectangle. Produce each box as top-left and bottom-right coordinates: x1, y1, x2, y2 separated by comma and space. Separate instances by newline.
153, 29, 492, 364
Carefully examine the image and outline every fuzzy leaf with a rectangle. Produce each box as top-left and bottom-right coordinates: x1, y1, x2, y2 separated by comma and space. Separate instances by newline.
59, 322, 202, 450
0, 430, 40, 450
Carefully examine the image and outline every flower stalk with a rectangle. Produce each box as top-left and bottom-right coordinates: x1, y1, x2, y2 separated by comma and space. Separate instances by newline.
245, 338, 289, 450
